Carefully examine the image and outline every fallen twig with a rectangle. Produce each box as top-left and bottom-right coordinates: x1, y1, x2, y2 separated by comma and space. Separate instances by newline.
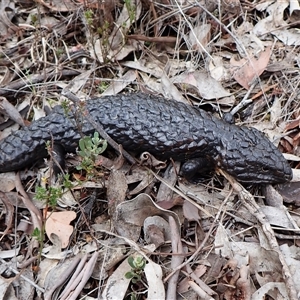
219, 169, 298, 300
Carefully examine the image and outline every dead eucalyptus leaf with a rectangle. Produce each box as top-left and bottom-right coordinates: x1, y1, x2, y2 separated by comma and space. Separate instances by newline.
115, 193, 180, 241
172, 71, 231, 99
45, 211, 76, 249
230, 47, 271, 89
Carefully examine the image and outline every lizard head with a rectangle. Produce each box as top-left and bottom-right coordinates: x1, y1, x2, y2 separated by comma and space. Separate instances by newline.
218, 127, 292, 184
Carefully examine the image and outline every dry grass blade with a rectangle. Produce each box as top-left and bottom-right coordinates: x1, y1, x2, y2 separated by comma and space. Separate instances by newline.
219, 169, 298, 300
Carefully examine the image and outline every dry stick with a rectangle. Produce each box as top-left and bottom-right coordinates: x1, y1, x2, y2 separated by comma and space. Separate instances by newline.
66, 252, 99, 300
150, 170, 213, 217
95, 229, 152, 263
251, 83, 278, 100
195, 0, 267, 95
188, 281, 214, 300
219, 169, 298, 300
174, 0, 212, 59
148, 3, 194, 26
166, 216, 185, 300
230, 82, 256, 116
184, 265, 216, 296
163, 187, 234, 283
61, 90, 136, 165
0, 192, 14, 241
44, 254, 85, 300
127, 35, 178, 43
195, 1, 247, 57
15, 173, 42, 260
15, 173, 43, 231
0, 69, 80, 97
0, 257, 45, 293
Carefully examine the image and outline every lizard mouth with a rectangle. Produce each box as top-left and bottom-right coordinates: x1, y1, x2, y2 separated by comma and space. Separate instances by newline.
234, 167, 293, 184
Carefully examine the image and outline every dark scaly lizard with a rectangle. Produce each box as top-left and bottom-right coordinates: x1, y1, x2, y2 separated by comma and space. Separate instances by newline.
0, 93, 292, 184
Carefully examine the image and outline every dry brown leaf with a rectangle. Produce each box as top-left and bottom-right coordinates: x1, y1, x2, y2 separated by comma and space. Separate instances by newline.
230, 47, 271, 89
144, 260, 165, 299
108, 0, 142, 52
252, 282, 289, 299
182, 200, 200, 222
157, 196, 184, 210
177, 265, 207, 293
0, 66, 15, 86
113, 40, 140, 61
101, 256, 132, 299
0, 0, 18, 37
223, 0, 241, 14
290, 0, 300, 20
188, 23, 211, 51
285, 119, 300, 131
107, 170, 127, 217
91, 242, 127, 281
103, 253, 165, 300
253, 1, 300, 46
144, 216, 171, 247
161, 72, 187, 103
156, 162, 180, 207
42, 254, 83, 299
144, 223, 165, 247
101, 70, 137, 96
209, 55, 231, 81
276, 181, 300, 205
0, 97, 25, 127
0, 274, 19, 299
260, 206, 294, 228
172, 71, 231, 99
45, 211, 76, 249
0, 191, 14, 240
0, 172, 16, 192
122, 59, 164, 78
115, 193, 180, 241
236, 265, 251, 298
126, 168, 155, 196
36, 0, 78, 12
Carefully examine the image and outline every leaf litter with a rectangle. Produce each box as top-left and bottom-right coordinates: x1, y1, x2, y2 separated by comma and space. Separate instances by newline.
0, 0, 300, 299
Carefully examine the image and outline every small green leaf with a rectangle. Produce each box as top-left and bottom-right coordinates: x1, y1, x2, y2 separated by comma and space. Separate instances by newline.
125, 271, 134, 279
128, 256, 135, 268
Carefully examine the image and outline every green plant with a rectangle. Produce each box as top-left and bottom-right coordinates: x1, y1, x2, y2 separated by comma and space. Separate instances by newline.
32, 227, 46, 261
33, 172, 76, 261
32, 227, 43, 243
34, 174, 73, 206
129, 294, 138, 300
84, 9, 94, 26
97, 82, 109, 93
124, 0, 136, 25
35, 186, 63, 207
97, 20, 110, 37
33, 185, 62, 259
77, 132, 107, 174
30, 14, 38, 25
125, 256, 146, 283
63, 173, 73, 189
55, 48, 64, 57
61, 100, 71, 115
